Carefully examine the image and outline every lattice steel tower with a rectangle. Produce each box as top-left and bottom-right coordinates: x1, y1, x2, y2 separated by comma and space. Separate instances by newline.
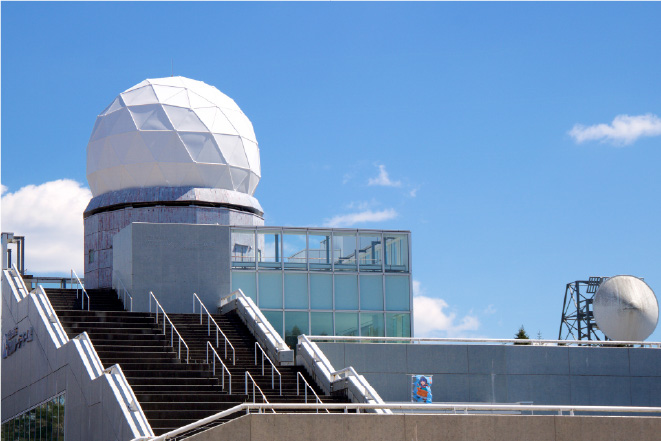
558, 277, 608, 341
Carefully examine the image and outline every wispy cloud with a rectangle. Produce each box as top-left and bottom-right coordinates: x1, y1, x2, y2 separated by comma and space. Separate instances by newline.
569, 113, 661, 146
413, 280, 480, 337
483, 304, 497, 315
368, 164, 401, 187
1, 179, 92, 274
323, 208, 398, 228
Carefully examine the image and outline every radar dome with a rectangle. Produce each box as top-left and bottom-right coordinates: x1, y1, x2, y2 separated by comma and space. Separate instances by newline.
86, 76, 260, 197
593, 275, 659, 341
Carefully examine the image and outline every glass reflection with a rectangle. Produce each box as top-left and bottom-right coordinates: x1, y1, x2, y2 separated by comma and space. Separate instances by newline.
333, 233, 357, 270
284, 232, 307, 269
308, 233, 332, 270
358, 234, 382, 271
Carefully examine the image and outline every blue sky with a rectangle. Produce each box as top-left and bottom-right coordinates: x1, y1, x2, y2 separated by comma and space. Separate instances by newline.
2, 2, 661, 341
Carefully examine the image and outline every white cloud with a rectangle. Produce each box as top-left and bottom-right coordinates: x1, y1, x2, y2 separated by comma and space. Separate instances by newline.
409, 188, 418, 198
569, 113, 661, 146
323, 208, 398, 228
1, 185, 7, 195
412, 280, 480, 337
1, 179, 92, 274
484, 304, 497, 315
368, 164, 401, 187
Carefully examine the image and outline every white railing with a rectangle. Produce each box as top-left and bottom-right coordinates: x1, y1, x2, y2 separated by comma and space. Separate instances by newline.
114, 272, 133, 312
148, 292, 189, 363
296, 372, 328, 413
70, 269, 90, 311
220, 289, 293, 365
255, 342, 282, 395
206, 341, 232, 394
143, 402, 661, 441
193, 293, 235, 364
298, 334, 384, 405
303, 335, 661, 348
244, 371, 272, 409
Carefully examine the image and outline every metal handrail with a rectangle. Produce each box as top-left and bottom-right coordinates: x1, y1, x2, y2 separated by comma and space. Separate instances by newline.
206, 341, 232, 394
254, 342, 282, 395
303, 335, 661, 348
193, 293, 235, 364
147, 402, 661, 441
149, 292, 189, 363
114, 272, 133, 312
244, 371, 272, 409
70, 269, 90, 311
296, 372, 328, 413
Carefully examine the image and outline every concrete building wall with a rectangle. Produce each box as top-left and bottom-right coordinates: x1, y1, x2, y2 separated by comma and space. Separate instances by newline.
317, 343, 661, 406
187, 413, 661, 441
113, 223, 232, 313
85, 205, 263, 289
1, 271, 151, 440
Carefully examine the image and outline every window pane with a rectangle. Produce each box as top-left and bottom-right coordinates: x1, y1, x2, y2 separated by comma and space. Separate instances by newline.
358, 234, 382, 271
360, 275, 383, 310
335, 312, 359, 336
384, 234, 409, 272
311, 312, 333, 336
333, 233, 356, 271
257, 231, 281, 269
231, 229, 255, 268
285, 273, 308, 309
310, 274, 333, 310
361, 313, 385, 336
231, 271, 256, 301
259, 272, 282, 308
263, 310, 284, 339
308, 232, 332, 270
385, 275, 410, 311
283, 232, 307, 269
334, 275, 358, 310
386, 313, 411, 337
285, 311, 309, 348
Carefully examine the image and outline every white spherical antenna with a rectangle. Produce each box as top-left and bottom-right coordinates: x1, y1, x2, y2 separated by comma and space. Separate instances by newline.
593, 275, 659, 341
86, 76, 261, 197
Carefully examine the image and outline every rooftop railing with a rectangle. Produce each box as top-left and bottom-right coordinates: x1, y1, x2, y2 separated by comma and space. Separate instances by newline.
304, 335, 661, 348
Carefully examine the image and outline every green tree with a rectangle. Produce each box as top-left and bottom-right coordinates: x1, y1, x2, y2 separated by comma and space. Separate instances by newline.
514, 325, 531, 345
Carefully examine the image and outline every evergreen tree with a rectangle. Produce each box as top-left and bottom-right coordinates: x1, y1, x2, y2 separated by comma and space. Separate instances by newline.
514, 325, 531, 345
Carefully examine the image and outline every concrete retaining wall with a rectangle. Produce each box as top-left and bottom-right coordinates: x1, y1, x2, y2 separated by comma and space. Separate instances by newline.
186, 413, 661, 441
317, 342, 661, 406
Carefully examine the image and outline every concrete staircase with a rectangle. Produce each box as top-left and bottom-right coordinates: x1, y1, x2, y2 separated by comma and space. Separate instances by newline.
46, 288, 348, 437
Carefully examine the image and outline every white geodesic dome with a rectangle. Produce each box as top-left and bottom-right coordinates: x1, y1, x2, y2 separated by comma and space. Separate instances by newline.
86, 76, 260, 197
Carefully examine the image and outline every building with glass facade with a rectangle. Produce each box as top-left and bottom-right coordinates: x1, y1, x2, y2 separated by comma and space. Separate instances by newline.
229, 226, 412, 345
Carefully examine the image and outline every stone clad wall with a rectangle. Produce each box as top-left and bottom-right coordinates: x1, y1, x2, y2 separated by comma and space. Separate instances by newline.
317, 342, 661, 406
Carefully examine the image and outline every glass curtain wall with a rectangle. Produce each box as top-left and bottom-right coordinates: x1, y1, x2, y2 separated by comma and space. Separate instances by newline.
231, 227, 412, 339
1, 393, 65, 441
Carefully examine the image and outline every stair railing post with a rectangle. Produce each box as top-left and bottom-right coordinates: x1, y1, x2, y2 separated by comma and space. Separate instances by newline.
297, 374, 300, 397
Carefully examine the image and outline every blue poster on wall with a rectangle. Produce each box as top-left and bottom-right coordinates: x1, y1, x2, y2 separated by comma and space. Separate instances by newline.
411, 375, 432, 403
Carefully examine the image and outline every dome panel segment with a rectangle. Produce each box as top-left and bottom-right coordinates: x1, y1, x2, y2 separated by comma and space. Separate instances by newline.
180, 132, 225, 164
139, 131, 193, 163
142, 164, 168, 188
129, 104, 174, 131
100, 97, 124, 116
104, 107, 137, 136
110, 132, 155, 165
188, 90, 215, 109
121, 85, 159, 106
214, 135, 248, 168
162, 89, 190, 108
229, 167, 250, 194
210, 109, 239, 135
162, 105, 207, 132
243, 139, 261, 176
